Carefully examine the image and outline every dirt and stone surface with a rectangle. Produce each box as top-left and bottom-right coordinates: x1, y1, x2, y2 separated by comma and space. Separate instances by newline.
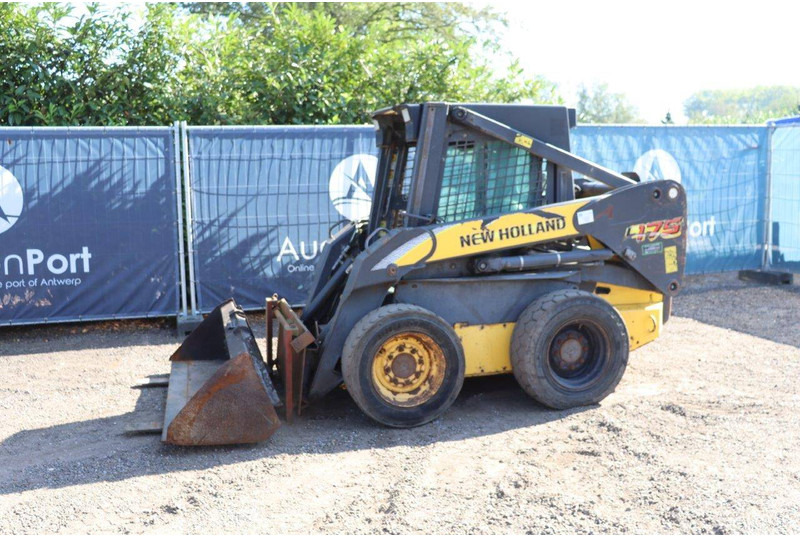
0, 274, 798, 534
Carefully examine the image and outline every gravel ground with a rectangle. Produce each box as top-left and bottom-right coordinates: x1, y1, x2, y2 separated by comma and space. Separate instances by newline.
0, 274, 798, 534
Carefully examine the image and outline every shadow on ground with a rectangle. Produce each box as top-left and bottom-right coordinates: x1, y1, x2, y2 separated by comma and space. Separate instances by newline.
0, 318, 177, 356
0, 375, 587, 495
673, 275, 800, 348
8, 274, 793, 496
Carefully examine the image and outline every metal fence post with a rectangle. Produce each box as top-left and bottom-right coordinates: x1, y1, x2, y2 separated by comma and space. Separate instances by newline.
173, 121, 188, 317
181, 121, 200, 318
763, 124, 775, 269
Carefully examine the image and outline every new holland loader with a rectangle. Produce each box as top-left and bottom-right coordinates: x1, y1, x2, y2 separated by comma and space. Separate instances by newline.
141, 103, 687, 446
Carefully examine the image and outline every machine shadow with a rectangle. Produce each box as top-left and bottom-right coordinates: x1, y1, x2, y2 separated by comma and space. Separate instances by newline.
0, 375, 590, 495
0, 319, 178, 357
673, 275, 800, 348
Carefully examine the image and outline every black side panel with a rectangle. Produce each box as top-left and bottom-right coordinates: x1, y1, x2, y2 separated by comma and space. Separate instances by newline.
581, 263, 659, 291
407, 103, 449, 225
303, 222, 355, 310
576, 180, 687, 296
395, 277, 575, 325
170, 299, 232, 362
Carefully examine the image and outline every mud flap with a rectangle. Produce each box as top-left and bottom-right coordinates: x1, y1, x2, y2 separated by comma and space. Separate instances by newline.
163, 299, 282, 446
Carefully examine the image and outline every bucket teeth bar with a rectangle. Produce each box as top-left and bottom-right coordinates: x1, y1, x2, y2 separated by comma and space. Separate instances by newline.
162, 299, 281, 446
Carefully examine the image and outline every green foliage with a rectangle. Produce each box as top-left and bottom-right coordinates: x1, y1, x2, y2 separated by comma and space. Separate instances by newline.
0, 2, 558, 126
0, 3, 181, 125
576, 83, 642, 124
180, 4, 557, 125
183, 2, 503, 43
684, 86, 800, 124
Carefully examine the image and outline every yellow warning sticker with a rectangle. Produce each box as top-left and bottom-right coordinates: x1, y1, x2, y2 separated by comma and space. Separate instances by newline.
664, 245, 678, 273
514, 133, 533, 149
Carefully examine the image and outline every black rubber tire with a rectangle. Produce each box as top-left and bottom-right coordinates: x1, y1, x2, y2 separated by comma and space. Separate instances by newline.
341, 304, 465, 428
511, 289, 629, 409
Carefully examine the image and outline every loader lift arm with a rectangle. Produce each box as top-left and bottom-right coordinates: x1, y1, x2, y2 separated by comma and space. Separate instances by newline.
448, 106, 636, 190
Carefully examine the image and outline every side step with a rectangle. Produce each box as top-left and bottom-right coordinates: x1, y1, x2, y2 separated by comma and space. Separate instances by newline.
738, 269, 795, 286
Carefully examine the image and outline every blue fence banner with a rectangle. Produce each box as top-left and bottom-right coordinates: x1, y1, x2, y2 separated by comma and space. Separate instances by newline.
0, 122, 786, 325
186, 126, 376, 310
571, 126, 769, 274
0, 127, 181, 324
768, 125, 800, 270
186, 124, 776, 311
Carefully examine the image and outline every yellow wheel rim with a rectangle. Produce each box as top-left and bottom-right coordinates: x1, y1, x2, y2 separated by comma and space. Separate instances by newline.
371, 332, 446, 408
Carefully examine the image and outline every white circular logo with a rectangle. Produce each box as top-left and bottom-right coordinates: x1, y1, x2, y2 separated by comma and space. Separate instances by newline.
0, 165, 23, 235
633, 149, 682, 184
329, 154, 378, 221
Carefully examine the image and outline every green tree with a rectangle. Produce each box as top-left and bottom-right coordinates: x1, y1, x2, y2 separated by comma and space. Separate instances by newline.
576, 83, 641, 124
180, 1, 517, 55
0, 2, 559, 126
0, 3, 181, 126
684, 86, 800, 124
176, 3, 558, 125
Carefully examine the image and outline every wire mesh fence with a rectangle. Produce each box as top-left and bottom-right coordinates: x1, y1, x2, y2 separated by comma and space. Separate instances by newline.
183, 122, 795, 314
0, 118, 793, 326
768, 124, 800, 271
0, 126, 181, 325
185, 126, 376, 310
571, 126, 769, 274
438, 140, 547, 222
0, 120, 794, 326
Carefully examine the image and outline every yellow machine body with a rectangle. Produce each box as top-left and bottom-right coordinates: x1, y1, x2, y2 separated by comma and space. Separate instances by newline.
386, 199, 590, 268
455, 284, 663, 377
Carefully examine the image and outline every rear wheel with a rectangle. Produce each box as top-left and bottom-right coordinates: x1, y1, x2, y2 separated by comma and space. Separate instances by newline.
511, 289, 629, 409
342, 304, 465, 427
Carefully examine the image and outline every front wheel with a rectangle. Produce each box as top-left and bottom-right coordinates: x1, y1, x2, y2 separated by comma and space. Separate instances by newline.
511, 289, 629, 409
341, 304, 465, 428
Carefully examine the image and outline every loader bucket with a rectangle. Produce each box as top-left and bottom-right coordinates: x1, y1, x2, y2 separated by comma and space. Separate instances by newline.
162, 299, 281, 446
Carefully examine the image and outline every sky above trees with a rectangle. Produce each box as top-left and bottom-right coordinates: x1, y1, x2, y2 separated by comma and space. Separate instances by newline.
2, 1, 799, 126
493, 0, 800, 123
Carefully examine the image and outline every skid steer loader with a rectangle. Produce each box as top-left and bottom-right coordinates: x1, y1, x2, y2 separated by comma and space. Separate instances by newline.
139, 103, 686, 445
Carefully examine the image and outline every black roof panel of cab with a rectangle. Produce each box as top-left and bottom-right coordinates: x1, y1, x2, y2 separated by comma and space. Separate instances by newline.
372, 102, 576, 151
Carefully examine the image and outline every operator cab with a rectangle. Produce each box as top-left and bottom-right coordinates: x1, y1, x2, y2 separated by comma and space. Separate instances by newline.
368, 102, 578, 235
